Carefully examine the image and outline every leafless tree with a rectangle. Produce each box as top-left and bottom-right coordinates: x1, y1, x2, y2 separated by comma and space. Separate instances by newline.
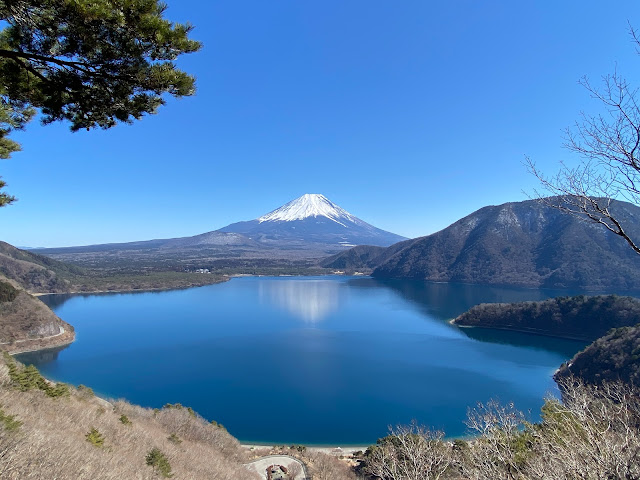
527, 25, 640, 255
363, 422, 453, 480
286, 461, 302, 479
460, 400, 531, 480
307, 451, 357, 480
528, 378, 640, 480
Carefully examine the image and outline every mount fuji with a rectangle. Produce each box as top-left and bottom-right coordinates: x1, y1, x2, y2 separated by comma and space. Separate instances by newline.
217, 194, 406, 248
33, 194, 406, 264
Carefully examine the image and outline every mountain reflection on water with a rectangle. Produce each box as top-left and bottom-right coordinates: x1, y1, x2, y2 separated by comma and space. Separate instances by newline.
15, 344, 69, 366
259, 278, 345, 323
348, 277, 576, 321
348, 277, 590, 356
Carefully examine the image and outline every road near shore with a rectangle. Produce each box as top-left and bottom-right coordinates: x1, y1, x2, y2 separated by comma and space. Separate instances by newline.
244, 455, 309, 480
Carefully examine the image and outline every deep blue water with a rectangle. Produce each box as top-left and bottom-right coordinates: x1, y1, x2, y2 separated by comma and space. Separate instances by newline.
20, 277, 588, 445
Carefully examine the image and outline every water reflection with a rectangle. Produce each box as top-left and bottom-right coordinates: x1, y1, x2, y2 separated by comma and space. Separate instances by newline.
39, 290, 160, 310
348, 277, 581, 321
259, 279, 345, 323
15, 344, 70, 367
346, 277, 591, 356
459, 326, 588, 358
39, 293, 77, 310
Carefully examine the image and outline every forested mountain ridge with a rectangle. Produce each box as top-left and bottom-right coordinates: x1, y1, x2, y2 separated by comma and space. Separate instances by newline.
452, 295, 640, 341
348, 198, 640, 290
555, 325, 640, 385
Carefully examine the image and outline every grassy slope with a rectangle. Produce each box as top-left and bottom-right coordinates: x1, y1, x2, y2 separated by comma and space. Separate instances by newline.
0, 356, 259, 479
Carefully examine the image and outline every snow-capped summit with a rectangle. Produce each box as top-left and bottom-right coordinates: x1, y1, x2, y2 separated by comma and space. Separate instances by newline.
258, 194, 359, 227
218, 193, 406, 248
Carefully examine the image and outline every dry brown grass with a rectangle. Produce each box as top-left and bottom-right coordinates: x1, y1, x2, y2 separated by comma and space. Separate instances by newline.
0, 361, 260, 479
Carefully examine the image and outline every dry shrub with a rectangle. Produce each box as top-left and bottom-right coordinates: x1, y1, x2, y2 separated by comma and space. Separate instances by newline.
527, 378, 640, 480
364, 423, 453, 480
308, 450, 356, 480
360, 379, 640, 480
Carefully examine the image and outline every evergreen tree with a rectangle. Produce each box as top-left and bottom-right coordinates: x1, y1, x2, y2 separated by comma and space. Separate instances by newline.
85, 427, 105, 448
0, 0, 201, 204
146, 447, 173, 478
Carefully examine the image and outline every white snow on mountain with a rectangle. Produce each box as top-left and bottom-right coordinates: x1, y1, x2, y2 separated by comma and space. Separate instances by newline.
258, 194, 361, 227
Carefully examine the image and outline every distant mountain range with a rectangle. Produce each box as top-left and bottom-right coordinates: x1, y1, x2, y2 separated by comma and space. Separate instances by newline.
29, 195, 640, 290
323, 198, 640, 290
32, 194, 406, 265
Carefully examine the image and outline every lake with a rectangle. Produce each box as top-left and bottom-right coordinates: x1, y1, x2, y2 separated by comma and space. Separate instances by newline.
20, 276, 588, 445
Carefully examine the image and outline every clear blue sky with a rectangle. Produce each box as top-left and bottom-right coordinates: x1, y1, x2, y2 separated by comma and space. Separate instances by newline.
2, 1, 640, 247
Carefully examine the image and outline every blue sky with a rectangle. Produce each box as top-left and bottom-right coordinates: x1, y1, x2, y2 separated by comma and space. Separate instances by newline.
2, 1, 640, 247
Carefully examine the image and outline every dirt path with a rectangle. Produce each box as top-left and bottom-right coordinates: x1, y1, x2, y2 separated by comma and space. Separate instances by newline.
0, 325, 65, 346
2, 325, 75, 355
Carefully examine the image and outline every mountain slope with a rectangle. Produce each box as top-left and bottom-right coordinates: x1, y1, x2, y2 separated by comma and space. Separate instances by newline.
554, 324, 640, 385
319, 243, 412, 271
0, 241, 80, 293
320, 245, 388, 271
334, 198, 640, 289
0, 287, 75, 353
0, 272, 75, 353
218, 194, 406, 248
160, 231, 259, 249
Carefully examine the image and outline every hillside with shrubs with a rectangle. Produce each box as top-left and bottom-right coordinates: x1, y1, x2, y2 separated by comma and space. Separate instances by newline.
0, 353, 258, 479
357, 378, 640, 479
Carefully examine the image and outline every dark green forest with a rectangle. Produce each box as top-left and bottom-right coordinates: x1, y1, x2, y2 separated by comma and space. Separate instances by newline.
453, 295, 640, 341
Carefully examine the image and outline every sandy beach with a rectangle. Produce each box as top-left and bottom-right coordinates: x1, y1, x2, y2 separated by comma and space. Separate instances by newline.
242, 444, 368, 456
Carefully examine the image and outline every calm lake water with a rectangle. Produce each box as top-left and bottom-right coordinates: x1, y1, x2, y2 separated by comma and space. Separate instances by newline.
21, 276, 589, 445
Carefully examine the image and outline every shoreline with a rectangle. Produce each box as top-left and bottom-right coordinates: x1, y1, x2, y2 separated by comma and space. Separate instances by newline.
4, 328, 76, 355
29, 272, 348, 297
242, 444, 369, 455
31, 276, 231, 297
8, 337, 75, 356
30, 272, 355, 297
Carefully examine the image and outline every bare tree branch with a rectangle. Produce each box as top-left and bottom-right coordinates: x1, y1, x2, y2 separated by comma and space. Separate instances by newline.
527, 26, 640, 255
